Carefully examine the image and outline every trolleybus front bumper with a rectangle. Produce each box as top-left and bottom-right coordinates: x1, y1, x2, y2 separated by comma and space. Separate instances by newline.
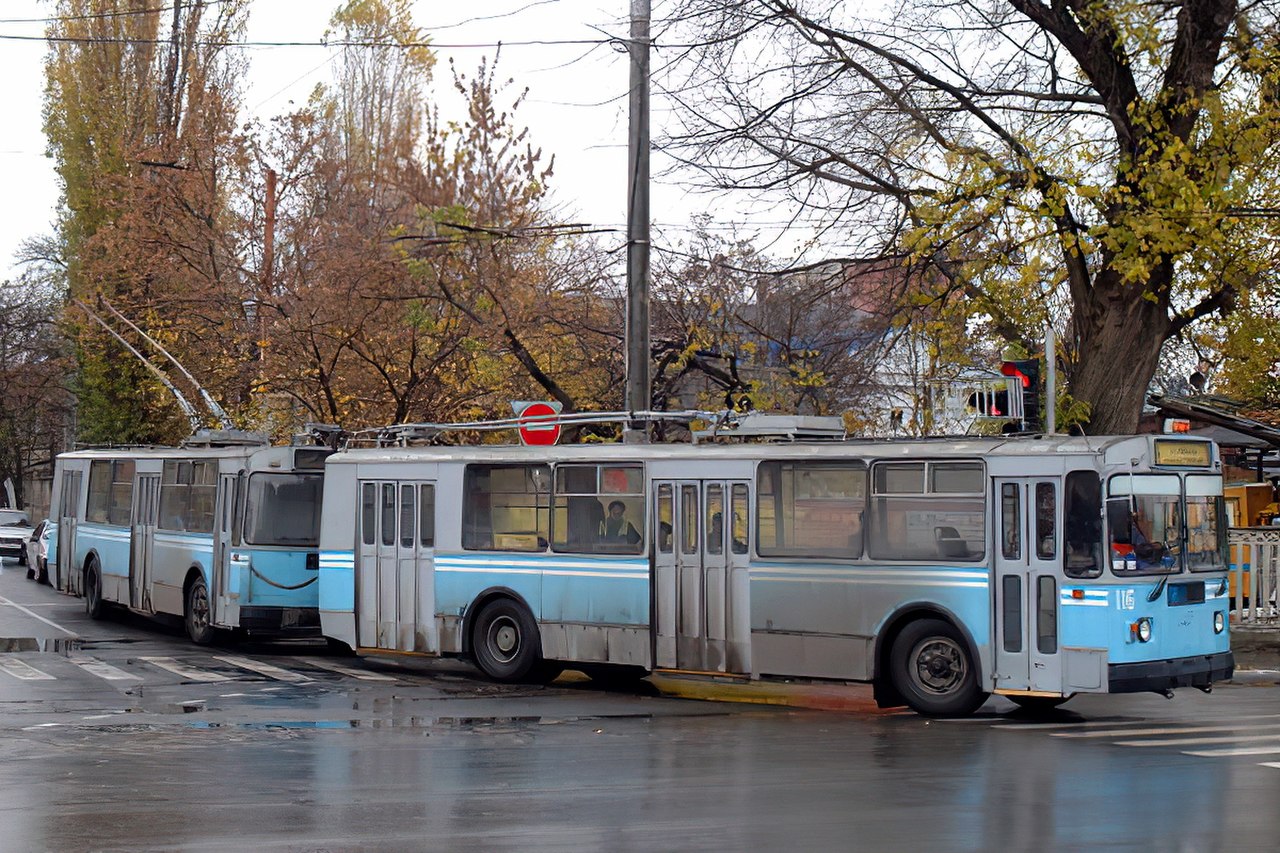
1108, 651, 1234, 694
238, 606, 321, 636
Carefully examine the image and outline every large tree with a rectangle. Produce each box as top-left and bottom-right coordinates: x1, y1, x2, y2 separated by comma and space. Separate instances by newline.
665, 0, 1280, 433
44, 0, 250, 443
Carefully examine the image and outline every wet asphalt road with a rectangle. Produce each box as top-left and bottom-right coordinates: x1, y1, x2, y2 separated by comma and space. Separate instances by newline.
2, 561, 1280, 852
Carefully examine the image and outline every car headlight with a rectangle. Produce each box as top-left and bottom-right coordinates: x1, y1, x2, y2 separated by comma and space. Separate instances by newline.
1214, 611, 1225, 634
1132, 618, 1153, 643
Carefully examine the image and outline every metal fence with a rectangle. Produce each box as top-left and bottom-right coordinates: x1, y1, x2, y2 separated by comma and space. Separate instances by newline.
1228, 527, 1280, 625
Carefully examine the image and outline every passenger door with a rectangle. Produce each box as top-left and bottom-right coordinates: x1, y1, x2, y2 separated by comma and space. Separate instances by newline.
129, 473, 160, 612
652, 479, 751, 674
212, 473, 240, 628
993, 478, 1062, 693
357, 480, 436, 652
56, 469, 82, 593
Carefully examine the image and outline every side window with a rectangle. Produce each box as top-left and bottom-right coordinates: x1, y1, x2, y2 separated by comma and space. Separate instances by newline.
399, 485, 415, 548
1063, 471, 1101, 579
756, 461, 865, 559
361, 483, 376, 546
867, 461, 985, 561
463, 464, 550, 552
551, 463, 644, 555
656, 484, 673, 554
730, 483, 749, 555
380, 483, 395, 547
1035, 482, 1056, 560
681, 485, 698, 555
1001, 483, 1021, 559
706, 484, 725, 555
159, 461, 187, 531
419, 484, 435, 548
86, 461, 112, 523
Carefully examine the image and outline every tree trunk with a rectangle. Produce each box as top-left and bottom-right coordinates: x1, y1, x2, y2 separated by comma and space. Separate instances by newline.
1070, 288, 1169, 435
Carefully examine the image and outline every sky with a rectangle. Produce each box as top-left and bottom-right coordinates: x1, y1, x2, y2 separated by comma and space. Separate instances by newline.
0, 0, 776, 282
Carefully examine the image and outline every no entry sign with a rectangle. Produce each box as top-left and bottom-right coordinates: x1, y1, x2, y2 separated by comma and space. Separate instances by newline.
517, 401, 561, 446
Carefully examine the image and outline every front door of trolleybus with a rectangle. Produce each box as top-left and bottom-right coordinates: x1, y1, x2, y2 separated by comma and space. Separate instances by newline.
993, 477, 1063, 694
653, 479, 751, 674
357, 480, 436, 652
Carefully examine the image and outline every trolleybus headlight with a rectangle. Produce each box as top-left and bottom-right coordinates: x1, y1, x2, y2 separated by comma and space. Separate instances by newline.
1132, 618, 1153, 643
1214, 611, 1225, 634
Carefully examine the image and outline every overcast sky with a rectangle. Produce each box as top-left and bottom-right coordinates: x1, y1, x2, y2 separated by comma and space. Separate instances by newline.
0, 0, 763, 282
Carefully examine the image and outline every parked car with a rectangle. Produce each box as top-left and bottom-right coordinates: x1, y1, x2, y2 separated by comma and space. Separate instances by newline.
25, 520, 51, 583
0, 509, 33, 566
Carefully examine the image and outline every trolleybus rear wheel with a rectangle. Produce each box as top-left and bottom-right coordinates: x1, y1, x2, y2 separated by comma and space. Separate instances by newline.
890, 618, 987, 717
185, 576, 216, 646
84, 559, 105, 620
471, 598, 544, 683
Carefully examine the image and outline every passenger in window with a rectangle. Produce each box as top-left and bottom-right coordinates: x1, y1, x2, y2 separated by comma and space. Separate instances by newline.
599, 500, 641, 545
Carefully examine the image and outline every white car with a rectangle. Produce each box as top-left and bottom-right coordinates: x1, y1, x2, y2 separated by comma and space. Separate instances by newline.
25, 519, 51, 584
0, 509, 32, 566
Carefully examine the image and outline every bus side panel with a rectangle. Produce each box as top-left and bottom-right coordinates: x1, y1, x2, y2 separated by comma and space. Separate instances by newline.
540, 555, 650, 666
750, 563, 992, 682
78, 522, 131, 604
151, 533, 213, 619
434, 553, 543, 654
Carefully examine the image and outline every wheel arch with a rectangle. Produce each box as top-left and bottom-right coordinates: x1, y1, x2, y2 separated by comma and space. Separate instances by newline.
872, 603, 985, 709
461, 586, 537, 657
183, 564, 209, 603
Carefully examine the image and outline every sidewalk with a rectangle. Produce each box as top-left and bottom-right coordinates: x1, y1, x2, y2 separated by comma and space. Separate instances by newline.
1231, 625, 1280, 680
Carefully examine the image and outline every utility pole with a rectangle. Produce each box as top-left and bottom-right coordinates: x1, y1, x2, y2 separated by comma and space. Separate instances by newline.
260, 168, 276, 386
623, 0, 651, 443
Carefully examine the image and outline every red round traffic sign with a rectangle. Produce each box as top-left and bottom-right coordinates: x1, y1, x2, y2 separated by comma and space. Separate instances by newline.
517, 402, 561, 446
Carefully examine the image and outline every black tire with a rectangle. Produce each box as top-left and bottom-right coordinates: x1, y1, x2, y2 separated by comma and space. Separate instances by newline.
184, 575, 217, 646
84, 560, 106, 620
26, 564, 36, 580
1006, 695, 1072, 714
471, 598, 544, 682
325, 636, 356, 657
37, 559, 49, 585
889, 618, 988, 717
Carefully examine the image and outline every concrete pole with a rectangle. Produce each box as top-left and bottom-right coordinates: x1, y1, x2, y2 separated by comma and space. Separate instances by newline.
1045, 324, 1056, 435
624, 0, 651, 443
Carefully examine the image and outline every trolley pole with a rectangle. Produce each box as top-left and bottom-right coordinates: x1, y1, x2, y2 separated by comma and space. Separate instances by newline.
623, 0, 651, 444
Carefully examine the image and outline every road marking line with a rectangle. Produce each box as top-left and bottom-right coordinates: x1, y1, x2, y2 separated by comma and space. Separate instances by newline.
1003, 713, 1280, 732
1053, 722, 1280, 739
68, 654, 140, 681
140, 656, 230, 682
0, 594, 77, 636
212, 655, 312, 683
1183, 746, 1280, 757
0, 659, 55, 680
293, 657, 396, 681
1116, 733, 1280, 747
1261, 762, 1280, 769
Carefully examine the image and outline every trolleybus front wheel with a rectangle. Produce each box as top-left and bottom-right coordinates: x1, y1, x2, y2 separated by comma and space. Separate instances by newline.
471, 598, 547, 683
890, 618, 987, 717
185, 576, 216, 646
84, 559, 106, 620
